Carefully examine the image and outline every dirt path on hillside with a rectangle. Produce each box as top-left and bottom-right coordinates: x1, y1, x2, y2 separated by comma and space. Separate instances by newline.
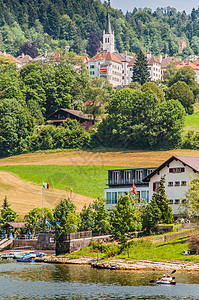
1, 149, 199, 167
0, 171, 93, 216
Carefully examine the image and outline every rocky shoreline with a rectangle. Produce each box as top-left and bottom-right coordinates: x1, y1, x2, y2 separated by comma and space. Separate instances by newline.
36, 256, 199, 271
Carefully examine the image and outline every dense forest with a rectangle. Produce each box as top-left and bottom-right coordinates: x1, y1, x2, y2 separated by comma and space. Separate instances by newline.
1, 0, 199, 57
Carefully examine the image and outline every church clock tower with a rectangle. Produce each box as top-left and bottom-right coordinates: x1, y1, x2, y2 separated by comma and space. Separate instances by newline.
103, 13, 115, 53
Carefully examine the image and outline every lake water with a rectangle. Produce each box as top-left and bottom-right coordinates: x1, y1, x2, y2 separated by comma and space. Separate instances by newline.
0, 261, 199, 300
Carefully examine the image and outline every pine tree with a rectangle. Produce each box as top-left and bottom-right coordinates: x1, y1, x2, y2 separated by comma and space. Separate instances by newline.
132, 50, 150, 85
153, 175, 174, 224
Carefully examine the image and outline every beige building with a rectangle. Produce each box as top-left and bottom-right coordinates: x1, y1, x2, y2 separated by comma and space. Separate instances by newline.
128, 52, 161, 83
88, 52, 122, 87
176, 61, 199, 84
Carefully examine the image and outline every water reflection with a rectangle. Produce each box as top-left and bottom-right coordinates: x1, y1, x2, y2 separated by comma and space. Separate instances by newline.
0, 261, 198, 300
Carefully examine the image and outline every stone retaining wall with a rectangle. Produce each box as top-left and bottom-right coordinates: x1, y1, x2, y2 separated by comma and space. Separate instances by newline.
152, 229, 198, 244
56, 234, 111, 255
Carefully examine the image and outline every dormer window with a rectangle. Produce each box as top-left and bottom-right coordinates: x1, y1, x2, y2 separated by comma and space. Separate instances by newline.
169, 168, 185, 173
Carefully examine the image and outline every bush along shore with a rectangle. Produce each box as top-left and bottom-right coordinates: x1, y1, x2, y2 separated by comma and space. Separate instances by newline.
35, 234, 199, 271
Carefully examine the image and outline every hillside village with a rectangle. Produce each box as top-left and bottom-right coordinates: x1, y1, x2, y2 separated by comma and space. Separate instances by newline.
1, 14, 199, 88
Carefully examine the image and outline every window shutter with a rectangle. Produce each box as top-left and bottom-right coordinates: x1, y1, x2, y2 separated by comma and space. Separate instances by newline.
153, 183, 156, 191
181, 167, 185, 172
169, 168, 173, 173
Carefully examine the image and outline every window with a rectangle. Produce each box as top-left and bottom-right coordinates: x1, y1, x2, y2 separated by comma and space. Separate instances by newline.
168, 182, 173, 187
175, 199, 180, 204
168, 199, 173, 204
175, 181, 180, 186
106, 192, 111, 204
112, 192, 117, 204
181, 181, 186, 186
135, 170, 142, 183
147, 169, 154, 175
153, 182, 160, 191
181, 199, 186, 204
169, 167, 185, 173
124, 171, 131, 184
141, 190, 146, 200
112, 171, 119, 184
90, 65, 94, 69
90, 71, 95, 75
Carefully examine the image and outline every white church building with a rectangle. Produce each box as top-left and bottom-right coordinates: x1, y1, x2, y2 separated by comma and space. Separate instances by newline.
88, 14, 131, 87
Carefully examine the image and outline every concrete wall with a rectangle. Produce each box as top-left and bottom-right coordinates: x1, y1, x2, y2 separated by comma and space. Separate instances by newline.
56, 232, 111, 255
11, 233, 56, 250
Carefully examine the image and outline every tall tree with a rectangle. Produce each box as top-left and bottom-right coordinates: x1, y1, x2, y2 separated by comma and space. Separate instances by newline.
86, 32, 100, 58
180, 178, 199, 220
132, 51, 150, 85
93, 88, 185, 149
53, 199, 80, 241
18, 40, 39, 58
167, 81, 195, 114
111, 195, 141, 244
0, 197, 18, 224
153, 175, 174, 224
141, 196, 161, 232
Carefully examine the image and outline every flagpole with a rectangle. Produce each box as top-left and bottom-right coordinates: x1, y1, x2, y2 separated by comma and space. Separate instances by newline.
42, 187, 44, 219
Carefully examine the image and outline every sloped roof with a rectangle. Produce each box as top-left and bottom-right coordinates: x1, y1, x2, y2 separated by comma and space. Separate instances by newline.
143, 155, 199, 182
1, 222, 28, 229
176, 61, 199, 70
127, 57, 136, 67
161, 57, 179, 68
114, 53, 131, 63
48, 108, 94, 121
89, 52, 122, 64
147, 55, 160, 65
16, 54, 32, 64
193, 59, 199, 66
127, 54, 160, 67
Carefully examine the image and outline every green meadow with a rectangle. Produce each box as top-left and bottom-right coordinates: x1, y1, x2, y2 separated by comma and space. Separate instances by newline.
184, 112, 199, 132
65, 236, 198, 263
0, 165, 125, 199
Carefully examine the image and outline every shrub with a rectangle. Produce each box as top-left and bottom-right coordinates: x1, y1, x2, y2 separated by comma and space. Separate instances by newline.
188, 234, 199, 254
90, 241, 120, 258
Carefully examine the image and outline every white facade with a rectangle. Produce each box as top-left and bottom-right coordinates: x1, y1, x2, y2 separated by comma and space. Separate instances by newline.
88, 54, 122, 87
147, 159, 198, 215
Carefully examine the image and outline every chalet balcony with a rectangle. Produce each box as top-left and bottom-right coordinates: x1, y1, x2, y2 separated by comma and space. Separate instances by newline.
106, 179, 147, 186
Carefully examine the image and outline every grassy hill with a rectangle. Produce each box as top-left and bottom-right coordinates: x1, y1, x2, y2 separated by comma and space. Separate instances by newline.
1, 149, 199, 216
0, 165, 115, 199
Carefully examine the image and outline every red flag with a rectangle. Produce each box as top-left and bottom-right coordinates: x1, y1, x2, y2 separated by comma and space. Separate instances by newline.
133, 181, 137, 195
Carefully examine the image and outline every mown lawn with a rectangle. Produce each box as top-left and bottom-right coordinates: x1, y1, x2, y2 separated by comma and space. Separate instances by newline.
66, 236, 198, 263
184, 112, 199, 132
0, 165, 125, 199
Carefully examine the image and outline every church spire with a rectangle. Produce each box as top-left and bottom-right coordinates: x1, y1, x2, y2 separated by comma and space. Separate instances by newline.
106, 13, 112, 34
103, 12, 115, 53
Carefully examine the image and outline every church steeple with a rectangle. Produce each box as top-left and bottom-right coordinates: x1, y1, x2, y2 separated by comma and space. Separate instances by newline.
103, 13, 115, 53
106, 13, 112, 34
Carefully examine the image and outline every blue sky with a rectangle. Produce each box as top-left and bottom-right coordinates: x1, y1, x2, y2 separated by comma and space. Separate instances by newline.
110, 0, 199, 13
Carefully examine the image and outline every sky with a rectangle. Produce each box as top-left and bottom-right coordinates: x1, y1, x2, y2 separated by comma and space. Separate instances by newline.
110, 0, 199, 13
